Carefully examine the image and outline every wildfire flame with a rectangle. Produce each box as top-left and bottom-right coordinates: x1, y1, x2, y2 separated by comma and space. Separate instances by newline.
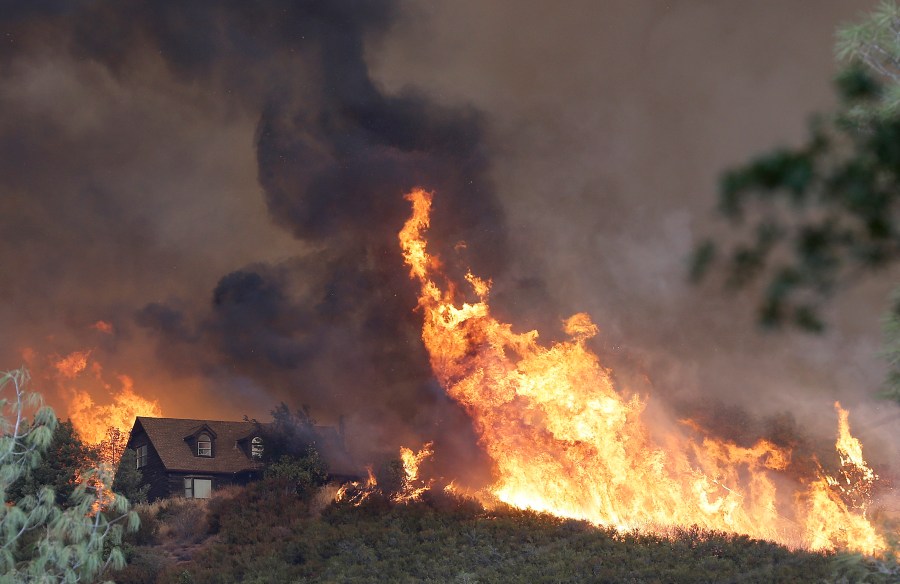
399, 188, 889, 555
394, 442, 434, 503
335, 466, 379, 506
54, 350, 91, 379
335, 443, 436, 506
73, 465, 117, 517
68, 373, 161, 447
34, 345, 162, 463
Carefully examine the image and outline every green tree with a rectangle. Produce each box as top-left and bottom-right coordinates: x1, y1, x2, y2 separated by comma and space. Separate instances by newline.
247, 402, 317, 463
8, 420, 99, 506
112, 450, 149, 506
692, 3, 900, 330
0, 369, 139, 582
836, 1, 900, 116
263, 448, 328, 499
248, 404, 329, 499
691, 2, 900, 407
690, 64, 900, 333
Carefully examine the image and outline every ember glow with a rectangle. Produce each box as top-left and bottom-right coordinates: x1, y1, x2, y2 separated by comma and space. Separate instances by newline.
399, 188, 889, 555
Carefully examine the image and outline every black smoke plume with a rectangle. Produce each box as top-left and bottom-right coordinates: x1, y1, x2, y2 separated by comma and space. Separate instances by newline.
0, 1, 505, 476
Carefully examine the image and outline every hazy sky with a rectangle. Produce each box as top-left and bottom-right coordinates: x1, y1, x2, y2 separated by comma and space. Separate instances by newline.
1, 1, 895, 468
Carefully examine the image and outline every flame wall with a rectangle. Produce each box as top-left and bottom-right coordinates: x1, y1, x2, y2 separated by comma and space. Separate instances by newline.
400, 188, 890, 555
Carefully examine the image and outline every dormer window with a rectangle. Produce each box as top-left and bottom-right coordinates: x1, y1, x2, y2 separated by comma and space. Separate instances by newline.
197, 433, 212, 457
251, 436, 264, 459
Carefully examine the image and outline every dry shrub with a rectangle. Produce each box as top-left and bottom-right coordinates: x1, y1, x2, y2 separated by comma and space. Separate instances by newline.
126, 503, 161, 546
310, 482, 341, 517
112, 546, 171, 584
155, 498, 210, 544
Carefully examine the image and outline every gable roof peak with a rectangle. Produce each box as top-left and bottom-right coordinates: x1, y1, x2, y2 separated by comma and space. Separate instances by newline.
184, 423, 218, 441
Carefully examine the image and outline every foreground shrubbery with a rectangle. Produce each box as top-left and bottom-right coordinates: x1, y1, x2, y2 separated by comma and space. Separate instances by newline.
111, 480, 898, 584
0, 369, 138, 582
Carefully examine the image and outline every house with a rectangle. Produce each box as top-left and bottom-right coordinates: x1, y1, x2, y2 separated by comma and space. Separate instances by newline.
124, 416, 360, 501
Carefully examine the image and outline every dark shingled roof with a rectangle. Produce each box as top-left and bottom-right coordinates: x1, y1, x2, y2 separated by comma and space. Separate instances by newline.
136, 417, 264, 474
132, 416, 362, 478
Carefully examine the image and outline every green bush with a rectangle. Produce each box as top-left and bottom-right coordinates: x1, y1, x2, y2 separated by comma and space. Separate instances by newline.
263, 448, 328, 499
114, 449, 150, 505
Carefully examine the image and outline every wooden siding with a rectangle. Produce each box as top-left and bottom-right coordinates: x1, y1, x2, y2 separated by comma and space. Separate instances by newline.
166, 471, 262, 499
124, 422, 170, 501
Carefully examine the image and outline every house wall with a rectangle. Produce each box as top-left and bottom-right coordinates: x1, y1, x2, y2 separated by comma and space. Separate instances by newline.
124, 425, 170, 502
166, 470, 262, 499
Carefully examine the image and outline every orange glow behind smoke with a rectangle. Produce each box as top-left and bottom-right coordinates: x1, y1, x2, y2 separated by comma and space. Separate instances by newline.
399, 188, 889, 555
54, 350, 91, 379
90, 320, 114, 334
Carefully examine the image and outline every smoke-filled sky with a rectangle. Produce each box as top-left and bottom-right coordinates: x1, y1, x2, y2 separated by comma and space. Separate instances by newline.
1, 1, 896, 469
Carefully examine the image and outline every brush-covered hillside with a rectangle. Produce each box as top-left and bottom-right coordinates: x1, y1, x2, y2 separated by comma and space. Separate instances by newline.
111, 479, 898, 584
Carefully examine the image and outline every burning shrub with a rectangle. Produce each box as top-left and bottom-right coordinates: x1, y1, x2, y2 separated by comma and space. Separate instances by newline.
122, 479, 895, 583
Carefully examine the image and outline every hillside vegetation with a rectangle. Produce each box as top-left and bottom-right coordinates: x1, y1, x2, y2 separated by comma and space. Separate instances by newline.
112, 480, 898, 584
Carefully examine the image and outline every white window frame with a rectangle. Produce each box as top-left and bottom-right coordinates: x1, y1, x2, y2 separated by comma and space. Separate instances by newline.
184, 477, 212, 499
197, 434, 212, 457
251, 436, 264, 459
136, 445, 148, 468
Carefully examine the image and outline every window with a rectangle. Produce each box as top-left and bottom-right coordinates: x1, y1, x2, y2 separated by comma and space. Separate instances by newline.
136, 445, 148, 468
194, 479, 212, 499
251, 436, 264, 459
197, 434, 212, 457
184, 477, 212, 499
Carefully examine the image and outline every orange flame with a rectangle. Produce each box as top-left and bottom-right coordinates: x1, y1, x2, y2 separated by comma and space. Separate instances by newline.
54, 350, 91, 379
399, 188, 888, 555
335, 466, 379, 506
68, 374, 162, 446
394, 442, 434, 503
835, 401, 877, 492
42, 345, 163, 459
73, 466, 117, 517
